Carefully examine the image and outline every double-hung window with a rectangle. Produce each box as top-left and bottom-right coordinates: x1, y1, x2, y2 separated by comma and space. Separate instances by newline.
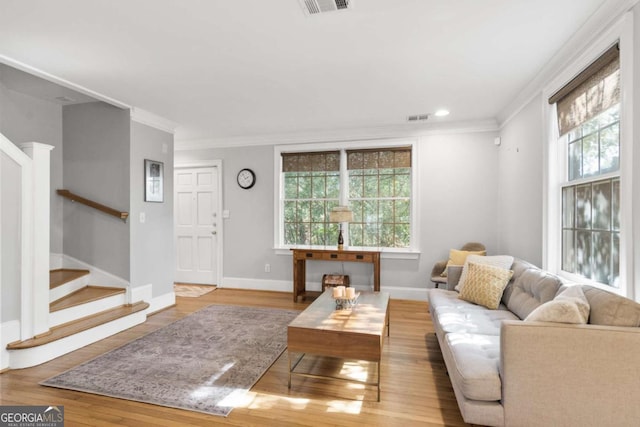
347, 148, 412, 248
549, 44, 621, 287
282, 151, 340, 246
278, 142, 415, 252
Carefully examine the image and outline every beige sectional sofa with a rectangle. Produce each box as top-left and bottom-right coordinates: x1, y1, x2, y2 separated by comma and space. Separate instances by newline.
427, 257, 640, 427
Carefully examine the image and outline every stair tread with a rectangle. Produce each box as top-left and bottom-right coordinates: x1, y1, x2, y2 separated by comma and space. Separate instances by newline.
50, 269, 90, 289
7, 301, 149, 350
50, 286, 126, 312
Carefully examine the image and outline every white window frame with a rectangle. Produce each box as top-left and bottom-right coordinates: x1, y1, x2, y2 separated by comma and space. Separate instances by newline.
543, 13, 634, 297
273, 138, 420, 259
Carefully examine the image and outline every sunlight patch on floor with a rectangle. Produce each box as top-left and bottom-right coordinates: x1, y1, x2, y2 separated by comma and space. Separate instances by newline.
190, 362, 235, 399
339, 361, 371, 382
219, 390, 311, 411
326, 400, 363, 414
218, 388, 365, 415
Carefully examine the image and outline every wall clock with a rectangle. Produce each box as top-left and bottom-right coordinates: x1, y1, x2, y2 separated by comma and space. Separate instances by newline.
237, 168, 256, 189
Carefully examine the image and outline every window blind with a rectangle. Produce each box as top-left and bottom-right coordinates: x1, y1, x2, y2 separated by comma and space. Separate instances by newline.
549, 44, 620, 136
346, 147, 412, 170
281, 151, 340, 172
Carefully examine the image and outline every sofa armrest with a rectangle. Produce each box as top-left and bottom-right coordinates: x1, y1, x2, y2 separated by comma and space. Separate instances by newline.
500, 320, 640, 427
446, 266, 463, 291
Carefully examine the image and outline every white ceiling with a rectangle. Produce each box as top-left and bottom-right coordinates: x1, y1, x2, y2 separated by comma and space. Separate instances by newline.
0, 0, 610, 143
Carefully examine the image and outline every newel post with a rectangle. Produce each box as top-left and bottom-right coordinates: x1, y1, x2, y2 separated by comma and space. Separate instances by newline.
20, 142, 54, 338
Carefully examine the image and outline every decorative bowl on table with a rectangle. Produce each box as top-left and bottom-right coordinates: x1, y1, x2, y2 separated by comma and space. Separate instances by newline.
333, 292, 359, 310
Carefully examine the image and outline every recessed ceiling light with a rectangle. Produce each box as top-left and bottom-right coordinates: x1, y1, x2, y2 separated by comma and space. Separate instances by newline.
434, 109, 450, 117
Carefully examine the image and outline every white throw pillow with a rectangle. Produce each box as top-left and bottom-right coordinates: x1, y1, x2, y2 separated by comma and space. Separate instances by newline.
455, 255, 515, 293
525, 285, 590, 324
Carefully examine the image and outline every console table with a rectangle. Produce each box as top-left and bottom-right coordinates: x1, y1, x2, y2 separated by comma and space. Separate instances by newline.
291, 248, 380, 302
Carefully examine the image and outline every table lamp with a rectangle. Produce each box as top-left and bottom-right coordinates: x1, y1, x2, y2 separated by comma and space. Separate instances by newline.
329, 206, 353, 250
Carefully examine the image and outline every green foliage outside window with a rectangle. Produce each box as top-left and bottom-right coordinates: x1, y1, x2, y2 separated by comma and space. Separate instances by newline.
282, 148, 412, 249
562, 105, 620, 287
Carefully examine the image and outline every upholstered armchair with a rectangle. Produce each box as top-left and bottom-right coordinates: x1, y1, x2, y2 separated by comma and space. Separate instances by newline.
430, 242, 486, 288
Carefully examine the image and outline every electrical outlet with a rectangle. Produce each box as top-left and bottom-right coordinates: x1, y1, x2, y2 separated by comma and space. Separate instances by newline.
265, 264, 271, 273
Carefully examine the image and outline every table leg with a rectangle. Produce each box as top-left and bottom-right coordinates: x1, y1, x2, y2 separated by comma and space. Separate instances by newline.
373, 253, 380, 292
292, 258, 306, 302
387, 304, 390, 337
377, 360, 381, 402
288, 351, 292, 389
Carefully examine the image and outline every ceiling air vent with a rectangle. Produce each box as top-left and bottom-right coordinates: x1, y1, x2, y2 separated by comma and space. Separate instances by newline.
407, 114, 429, 122
300, 0, 352, 15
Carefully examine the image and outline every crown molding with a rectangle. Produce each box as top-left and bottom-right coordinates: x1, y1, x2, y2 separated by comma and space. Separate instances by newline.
174, 119, 499, 150
0, 54, 131, 110
130, 107, 178, 135
497, 0, 639, 128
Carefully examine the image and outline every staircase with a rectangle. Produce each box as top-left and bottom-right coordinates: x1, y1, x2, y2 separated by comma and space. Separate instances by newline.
6, 269, 148, 369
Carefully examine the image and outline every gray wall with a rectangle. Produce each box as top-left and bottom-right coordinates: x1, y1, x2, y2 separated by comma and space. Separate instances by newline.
63, 102, 131, 279
496, 3, 640, 301
130, 121, 174, 296
1, 152, 21, 322
497, 96, 544, 266
418, 132, 501, 272
175, 130, 500, 291
0, 82, 63, 253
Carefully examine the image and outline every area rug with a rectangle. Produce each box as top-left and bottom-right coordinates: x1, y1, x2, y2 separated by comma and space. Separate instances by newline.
173, 283, 217, 297
41, 305, 300, 417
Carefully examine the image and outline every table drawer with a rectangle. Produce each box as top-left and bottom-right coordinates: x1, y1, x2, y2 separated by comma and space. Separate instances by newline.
338, 253, 375, 262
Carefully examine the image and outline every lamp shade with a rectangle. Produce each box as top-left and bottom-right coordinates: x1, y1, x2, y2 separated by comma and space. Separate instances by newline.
329, 206, 353, 223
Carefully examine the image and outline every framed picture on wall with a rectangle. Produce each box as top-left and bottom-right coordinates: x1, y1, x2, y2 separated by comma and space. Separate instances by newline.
144, 159, 164, 202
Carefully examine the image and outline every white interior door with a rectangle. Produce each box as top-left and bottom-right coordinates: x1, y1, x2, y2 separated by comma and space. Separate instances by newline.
175, 166, 220, 285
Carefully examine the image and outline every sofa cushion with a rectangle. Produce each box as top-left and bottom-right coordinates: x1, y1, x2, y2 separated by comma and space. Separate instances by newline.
501, 258, 538, 305
458, 262, 513, 309
525, 285, 590, 324
428, 288, 474, 311
444, 333, 502, 401
434, 305, 519, 336
582, 285, 640, 326
456, 255, 514, 292
505, 268, 564, 320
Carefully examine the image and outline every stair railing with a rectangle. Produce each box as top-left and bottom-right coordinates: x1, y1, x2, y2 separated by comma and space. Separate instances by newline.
57, 189, 129, 222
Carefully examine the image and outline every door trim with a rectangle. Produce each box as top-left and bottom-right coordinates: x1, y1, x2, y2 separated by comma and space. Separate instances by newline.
174, 160, 223, 287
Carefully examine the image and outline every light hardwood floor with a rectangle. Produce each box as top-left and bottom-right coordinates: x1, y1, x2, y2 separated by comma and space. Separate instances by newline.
0, 289, 470, 427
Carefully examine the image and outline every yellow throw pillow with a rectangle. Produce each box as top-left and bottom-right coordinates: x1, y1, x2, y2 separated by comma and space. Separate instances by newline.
458, 262, 513, 309
440, 249, 487, 277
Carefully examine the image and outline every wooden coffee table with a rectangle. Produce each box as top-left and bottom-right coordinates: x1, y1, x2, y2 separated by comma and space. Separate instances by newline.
287, 289, 390, 401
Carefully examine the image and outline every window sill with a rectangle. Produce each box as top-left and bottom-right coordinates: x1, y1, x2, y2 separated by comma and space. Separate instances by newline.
274, 246, 420, 260
558, 271, 624, 296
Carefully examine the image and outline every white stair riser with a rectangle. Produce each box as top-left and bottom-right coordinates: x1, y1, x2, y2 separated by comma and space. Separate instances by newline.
49, 275, 90, 302
7, 311, 147, 369
50, 293, 127, 327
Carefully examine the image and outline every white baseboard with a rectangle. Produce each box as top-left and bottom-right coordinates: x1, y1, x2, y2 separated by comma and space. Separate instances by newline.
381, 286, 428, 301
131, 284, 176, 315
147, 291, 176, 314
49, 253, 64, 270
51, 253, 129, 288
221, 277, 304, 293
221, 277, 427, 301
1, 320, 20, 371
